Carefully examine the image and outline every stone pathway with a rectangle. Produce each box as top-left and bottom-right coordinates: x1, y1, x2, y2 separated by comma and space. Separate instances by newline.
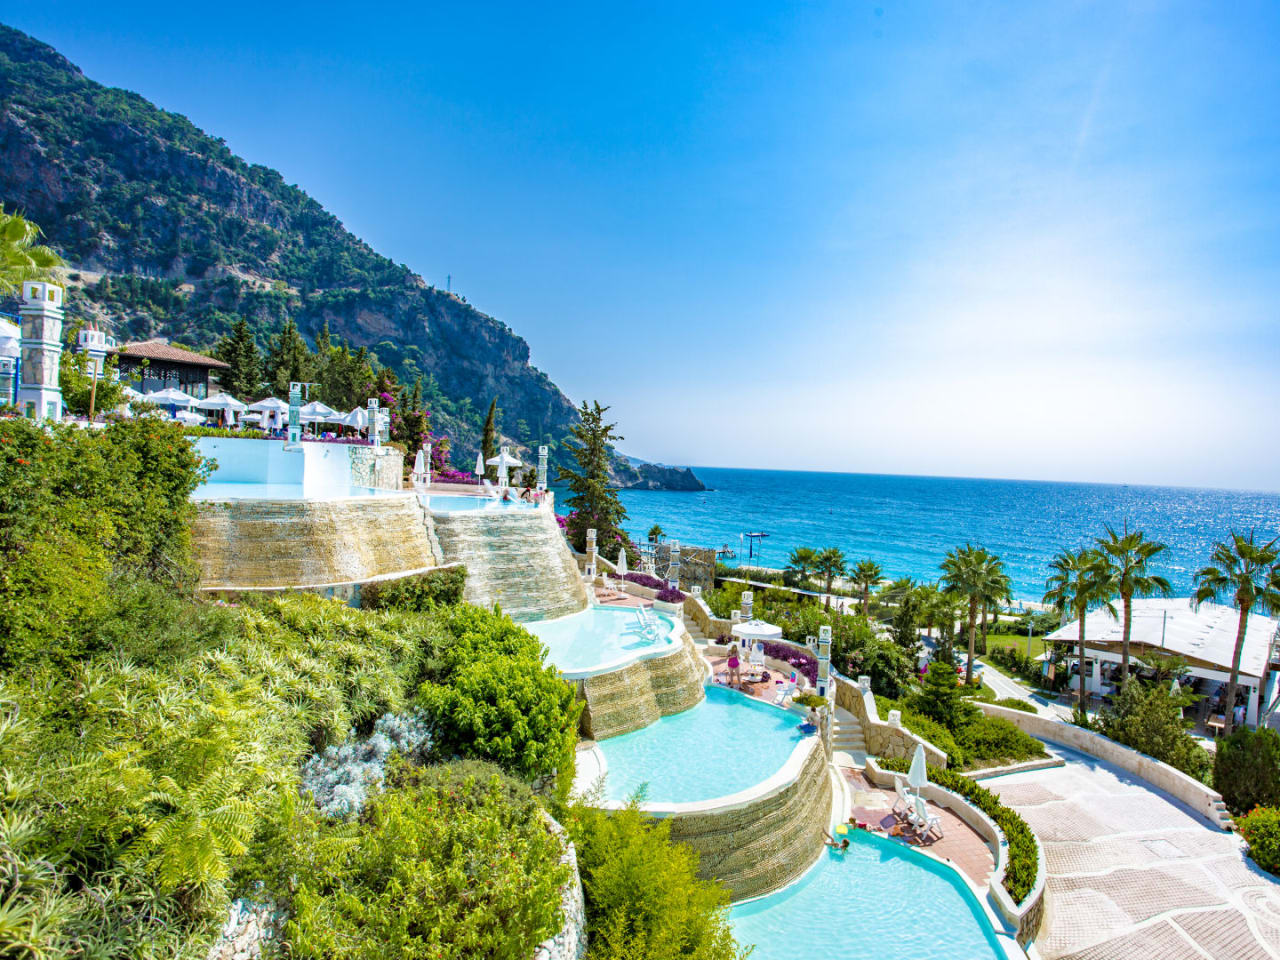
987, 747, 1280, 959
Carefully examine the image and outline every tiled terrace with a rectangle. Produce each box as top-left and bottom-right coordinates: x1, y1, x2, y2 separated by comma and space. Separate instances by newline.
839, 767, 995, 887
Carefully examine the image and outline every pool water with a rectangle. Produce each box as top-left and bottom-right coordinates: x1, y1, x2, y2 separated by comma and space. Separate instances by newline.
597, 685, 809, 804
525, 605, 679, 677
730, 834, 1006, 960
192, 481, 395, 500
425, 494, 538, 513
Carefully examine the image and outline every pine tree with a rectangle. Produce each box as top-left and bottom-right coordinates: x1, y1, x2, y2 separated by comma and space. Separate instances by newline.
481, 398, 499, 481
558, 401, 627, 553
917, 660, 966, 730
215, 319, 263, 398
265, 319, 314, 396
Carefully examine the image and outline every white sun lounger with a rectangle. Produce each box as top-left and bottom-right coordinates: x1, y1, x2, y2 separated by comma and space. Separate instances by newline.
913, 795, 943, 840
772, 681, 795, 706
892, 778, 914, 818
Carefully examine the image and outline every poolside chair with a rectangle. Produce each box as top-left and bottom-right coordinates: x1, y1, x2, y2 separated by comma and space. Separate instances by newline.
748, 642, 766, 674
913, 795, 943, 841
481, 478, 500, 498
892, 778, 914, 819
772, 681, 795, 706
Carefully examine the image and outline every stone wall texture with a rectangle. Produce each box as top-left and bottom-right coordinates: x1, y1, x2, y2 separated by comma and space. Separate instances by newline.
193, 494, 440, 590
348, 446, 403, 490
833, 673, 949, 767
665, 738, 831, 900
579, 636, 706, 740
534, 813, 587, 960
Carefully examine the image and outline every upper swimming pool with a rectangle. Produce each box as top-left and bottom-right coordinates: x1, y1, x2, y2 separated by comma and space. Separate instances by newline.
192, 481, 400, 500
425, 494, 538, 513
596, 684, 810, 804
730, 833, 1007, 960
525, 605, 680, 678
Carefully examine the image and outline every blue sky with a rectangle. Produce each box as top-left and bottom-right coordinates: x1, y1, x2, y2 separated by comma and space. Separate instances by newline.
10, 2, 1280, 490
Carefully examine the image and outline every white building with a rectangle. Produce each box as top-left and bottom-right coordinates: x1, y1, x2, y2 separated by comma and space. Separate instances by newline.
1047, 597, 1280, 727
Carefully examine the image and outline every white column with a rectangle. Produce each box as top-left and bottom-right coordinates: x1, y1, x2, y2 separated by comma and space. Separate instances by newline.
586, 528, 597, 579
1248, 684, 1261, 728
537, 445, 548, 491
817, 625, 832, 698
17, 281, 64, 421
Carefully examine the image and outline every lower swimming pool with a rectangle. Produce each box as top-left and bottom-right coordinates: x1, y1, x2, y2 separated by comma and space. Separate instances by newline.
425, 494, 538, 513
525, 605, 680, 677
192, 481, 396, 500
730, 833, 1008, 960
597, 684, 809, 804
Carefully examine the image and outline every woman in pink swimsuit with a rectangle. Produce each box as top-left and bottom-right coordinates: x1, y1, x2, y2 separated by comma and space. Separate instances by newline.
727, 644, 741, 689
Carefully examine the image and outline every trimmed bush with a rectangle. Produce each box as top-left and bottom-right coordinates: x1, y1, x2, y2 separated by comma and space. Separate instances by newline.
1214, 727, 1280, 817
955, 715, 1046, 767
360, 565, 467, 611
623, 572, 666, 590
267, 760, 568, 960
877, 695, 969, 768
879, 757, 1039, 903
1239, 806, 1280, 876
994, 697, 1039, 713
655, 586, 687, 603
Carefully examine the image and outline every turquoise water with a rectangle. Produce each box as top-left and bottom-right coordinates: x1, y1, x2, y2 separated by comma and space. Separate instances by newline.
598, 685, 808, 804
525, 605, 678, 676
425, 494, 537, 513
193, 481, 390, 500
609, 468, 1280, 599
731, 835, 1006, 960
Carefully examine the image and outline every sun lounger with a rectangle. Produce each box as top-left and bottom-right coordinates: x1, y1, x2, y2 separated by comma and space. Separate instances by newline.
892, 778, 914, 819
772, 681, 795, 706
913, 795, 942, 840
481, 478, 500, 498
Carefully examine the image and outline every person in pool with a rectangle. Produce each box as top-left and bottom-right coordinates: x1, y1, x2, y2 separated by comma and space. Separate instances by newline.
798, 705, 820, 734
822, 829, 850, 852
726, 644, 742, 689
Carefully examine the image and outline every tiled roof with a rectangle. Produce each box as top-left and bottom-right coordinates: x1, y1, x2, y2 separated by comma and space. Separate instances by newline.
113, 339, 230, 369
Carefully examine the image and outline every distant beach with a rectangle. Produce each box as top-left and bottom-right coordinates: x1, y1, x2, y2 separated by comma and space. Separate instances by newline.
612, 468, 1280, 600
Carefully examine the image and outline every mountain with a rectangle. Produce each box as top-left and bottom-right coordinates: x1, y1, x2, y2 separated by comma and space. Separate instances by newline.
0, 23, 702, 491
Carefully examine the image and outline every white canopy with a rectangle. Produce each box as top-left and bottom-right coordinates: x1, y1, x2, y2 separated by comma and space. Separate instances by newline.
343, 407, 369, 429
121, 386, 146, 402
1047, 597, 1280, 682
486, 449, 523, 470
731, 619, 783, 643
174, 409, 204, 424
196, 393, 247, 412
147, 387, 196, 406
248, 397, 290, 413
300, 400, 341, 422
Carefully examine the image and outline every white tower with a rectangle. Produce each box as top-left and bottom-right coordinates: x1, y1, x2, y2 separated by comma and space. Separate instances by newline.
76, 321, 110, 377
17, 281, 64, 421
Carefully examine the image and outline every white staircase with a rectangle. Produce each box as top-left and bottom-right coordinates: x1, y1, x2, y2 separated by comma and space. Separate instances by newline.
682, 612, 710, 646
832, 706, 867, 768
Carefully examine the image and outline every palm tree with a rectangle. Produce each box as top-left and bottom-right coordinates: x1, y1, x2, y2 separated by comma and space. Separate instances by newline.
940, 544, 996, 685
1194, 531, 1280, 736
0, 208, 61, 294
647, 524, 665, 543
813, 547, 847, 609
977, 559, 1013, 652
1043, 547, 1115, 716
1096, 522, 1173, 684
914, 583, 944, 639
786, 546, 819, 588
850, 559, 884, 618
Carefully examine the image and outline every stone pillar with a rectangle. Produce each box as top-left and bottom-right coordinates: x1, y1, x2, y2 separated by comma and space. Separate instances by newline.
537, 445, 549, 491
585, 528, 597, 579
288, 381, 303, 446
0, 355, 16, 408
817, 625, 832, 699
423, 443, 432, 488
741, 591, 754, 620
17, 281, 64, 421
668, 539, 681, 590
367, 398, 380, 449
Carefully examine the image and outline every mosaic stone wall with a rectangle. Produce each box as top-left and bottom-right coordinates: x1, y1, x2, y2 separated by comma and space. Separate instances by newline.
193, 494, 439, 590
534, 813, 587, 960
665, 738, 831, 900
834, 674, 949, 767
347, 446, 403, 490
579, 636, 706, 740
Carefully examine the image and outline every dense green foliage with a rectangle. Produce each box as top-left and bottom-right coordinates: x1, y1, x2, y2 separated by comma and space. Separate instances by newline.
59, 346, 127, 415
360, 565, 468, 611
877, 688, 1045, 771
1238, 807, 1280, 875
566, 804, 746, 960
878, 757, 1040, 904
559, 401, 628, 555
258, 760, 567, 960
1090, 680, 1212, 783
0, 204, 61, 293
417, 604, 582, 798
0, 417, 207, 667
994, 697, 1039, 713
1214, 727, 1280, 816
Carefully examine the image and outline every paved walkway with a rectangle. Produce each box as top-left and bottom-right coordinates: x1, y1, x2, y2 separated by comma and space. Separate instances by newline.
988, 748, 1280, 959
979, 659, 1073, 720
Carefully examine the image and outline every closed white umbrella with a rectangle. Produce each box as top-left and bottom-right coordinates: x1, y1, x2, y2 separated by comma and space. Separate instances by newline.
616, 547, 628, 580
412, 448, 426, 485
907, 743, 929, 796
474, 451, 485, 484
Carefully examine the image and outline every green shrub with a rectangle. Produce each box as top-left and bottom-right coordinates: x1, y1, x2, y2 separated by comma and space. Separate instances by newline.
994, 697, 1038, 713
360, 565, 467, 611
1214, 727, 1280, 816
911, 661, 975, 729
267, 760, 568, 960
878, 757, 1039, 903
1239, 806, 1280, 875
955, 715, 1046, 767
566, 804, 747, 960
877, 695, 968, 768
1099, 681, 1212, 783
792, 693, 828, 709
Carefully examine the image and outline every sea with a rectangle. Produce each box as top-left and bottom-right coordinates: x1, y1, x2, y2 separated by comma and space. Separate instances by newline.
606, 468, 1280, 602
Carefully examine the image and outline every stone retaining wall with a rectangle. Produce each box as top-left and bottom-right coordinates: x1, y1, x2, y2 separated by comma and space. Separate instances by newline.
976, 702, 1232, 830
659, 737, 831, 900
578, 636, 706, 740
348, 445, 403, 490
193, 493, 441, 591
833, 673, 949, 767
534, 813, 587, 960
863, 757, 1046, 946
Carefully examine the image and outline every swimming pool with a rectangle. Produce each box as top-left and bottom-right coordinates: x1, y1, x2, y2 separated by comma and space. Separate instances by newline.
192, 481, 399, 500
730, 834, 1008, 960
597, 684, 809, 804
425, 494, 538, 513
525, 605, 680, 677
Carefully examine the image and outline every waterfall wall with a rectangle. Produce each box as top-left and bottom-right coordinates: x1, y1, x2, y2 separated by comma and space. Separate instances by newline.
430, 505, 588, 621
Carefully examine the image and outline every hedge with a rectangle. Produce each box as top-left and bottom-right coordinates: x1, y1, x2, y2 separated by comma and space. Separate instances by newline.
879, 757, 1040, 904
360, 566, 467, 611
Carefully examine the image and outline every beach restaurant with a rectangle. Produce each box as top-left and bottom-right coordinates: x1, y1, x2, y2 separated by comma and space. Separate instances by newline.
112, 339, 229, 400
1047, 597, 1280, 729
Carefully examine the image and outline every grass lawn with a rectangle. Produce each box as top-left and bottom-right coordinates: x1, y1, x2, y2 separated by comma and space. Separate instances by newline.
985, 633, 1050, 659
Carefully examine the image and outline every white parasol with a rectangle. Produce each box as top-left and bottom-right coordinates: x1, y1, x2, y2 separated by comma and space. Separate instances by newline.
486, 446, 523, 486
907, 743, 929, 796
